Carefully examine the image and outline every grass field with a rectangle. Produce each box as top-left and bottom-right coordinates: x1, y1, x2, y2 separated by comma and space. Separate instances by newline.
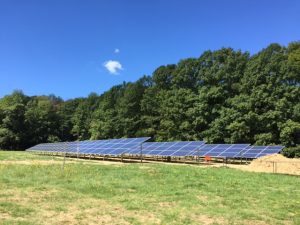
0, 151, 299, 225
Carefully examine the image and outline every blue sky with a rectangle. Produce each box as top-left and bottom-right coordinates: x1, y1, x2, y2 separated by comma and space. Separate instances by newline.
1, 0, 300, 99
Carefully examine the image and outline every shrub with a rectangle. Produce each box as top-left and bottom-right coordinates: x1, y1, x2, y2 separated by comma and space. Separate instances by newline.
282, 145, 300, 158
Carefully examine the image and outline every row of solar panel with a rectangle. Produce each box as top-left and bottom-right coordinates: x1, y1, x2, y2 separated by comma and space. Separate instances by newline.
26, 137, 284, 159
194, 144, 284, 158
27, 137, 150, 156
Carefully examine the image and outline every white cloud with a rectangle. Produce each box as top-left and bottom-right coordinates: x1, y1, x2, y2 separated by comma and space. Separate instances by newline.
103, 60, 123, 74
114, 48, 120, 53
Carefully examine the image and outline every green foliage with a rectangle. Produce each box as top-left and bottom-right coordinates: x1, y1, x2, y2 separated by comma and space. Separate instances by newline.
0, 91, 28, 149
156, 89, 199, 141
279, 120, 300, 147
25, 96, 61, 145
282, 145, 300, 158
0, 42, 299, 156
71, 93, 100, 140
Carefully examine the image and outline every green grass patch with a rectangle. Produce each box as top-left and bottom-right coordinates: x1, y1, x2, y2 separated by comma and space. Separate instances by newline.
0, 151, 57, 161
0, 151, 299, 225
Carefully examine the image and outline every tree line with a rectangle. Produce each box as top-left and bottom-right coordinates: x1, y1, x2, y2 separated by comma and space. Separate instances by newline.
1, 42, 299, 156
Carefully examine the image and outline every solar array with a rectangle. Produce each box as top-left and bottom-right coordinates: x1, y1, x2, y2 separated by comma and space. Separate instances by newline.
240, 146, 284, 158
26, 138, 284, 159
27, 137, 150, 156
127, 141, 205, 157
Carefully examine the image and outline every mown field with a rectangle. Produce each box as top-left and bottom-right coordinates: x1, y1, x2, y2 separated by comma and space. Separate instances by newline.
0, 151, 299, 225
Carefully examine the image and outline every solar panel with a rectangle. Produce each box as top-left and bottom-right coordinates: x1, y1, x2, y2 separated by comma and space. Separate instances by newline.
26, 137, 151, 156
196, 144, 250, 158
127, 141, 205, 157
27, 142, 70, 153
241, 146, 284, 158
80, 138, 150, 155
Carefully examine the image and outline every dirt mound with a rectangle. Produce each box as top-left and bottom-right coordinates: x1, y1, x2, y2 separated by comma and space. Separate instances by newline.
251, 154, 293, 162
248, 154, 300, 175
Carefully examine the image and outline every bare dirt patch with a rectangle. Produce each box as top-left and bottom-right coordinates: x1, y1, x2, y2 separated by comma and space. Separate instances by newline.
0, 212, 11, 220
189, 214, 226, 225
197, 195, 209, 201
158, 201, 176, 208
229, 154, 300, 175
241, 219, 270, 225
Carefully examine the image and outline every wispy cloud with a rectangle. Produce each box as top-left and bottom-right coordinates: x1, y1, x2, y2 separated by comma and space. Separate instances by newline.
103, 60, 123, 74
114, 48, 120, 53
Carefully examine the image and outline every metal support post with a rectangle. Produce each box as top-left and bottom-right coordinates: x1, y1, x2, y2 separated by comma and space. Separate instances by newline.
140, 143, 143, 164
61, 142, 67, 173
196, 147, 200, 164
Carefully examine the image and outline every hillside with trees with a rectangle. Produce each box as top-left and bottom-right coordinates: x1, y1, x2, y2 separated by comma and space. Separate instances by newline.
1, 42, 299, 156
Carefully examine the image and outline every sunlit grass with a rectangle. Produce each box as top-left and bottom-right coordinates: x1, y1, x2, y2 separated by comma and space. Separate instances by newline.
0, 151, 299, 225
0, 150, 57, 161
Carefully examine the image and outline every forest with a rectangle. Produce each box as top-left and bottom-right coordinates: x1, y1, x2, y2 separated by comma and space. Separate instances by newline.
0, 42, 299, 157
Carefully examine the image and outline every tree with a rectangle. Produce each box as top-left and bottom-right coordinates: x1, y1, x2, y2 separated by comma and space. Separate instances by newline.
71, 93, 100, 140
155, 89, 199, 141
24, 95, 61, 146
90, 84, 127, 139
0, 91, 28, 149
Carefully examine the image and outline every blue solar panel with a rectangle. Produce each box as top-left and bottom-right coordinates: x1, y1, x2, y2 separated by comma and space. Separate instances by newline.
80, 138, 150, 155
128, 141, 205, 157
27, 142, 67, 152
195, 144, 250, 158
26, 137, 151, 156
242, 146, 284, 158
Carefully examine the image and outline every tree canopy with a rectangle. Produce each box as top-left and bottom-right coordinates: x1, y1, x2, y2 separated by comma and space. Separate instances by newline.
1, 42, 299, 156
